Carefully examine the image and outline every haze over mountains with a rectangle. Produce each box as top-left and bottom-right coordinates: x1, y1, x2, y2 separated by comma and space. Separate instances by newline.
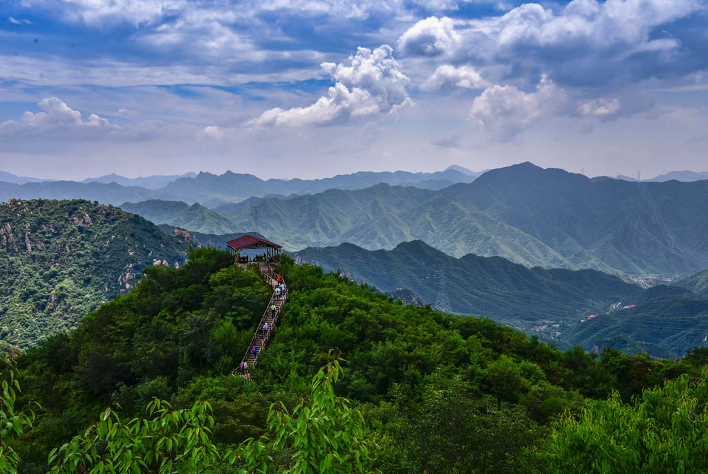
0, 166, 480, 207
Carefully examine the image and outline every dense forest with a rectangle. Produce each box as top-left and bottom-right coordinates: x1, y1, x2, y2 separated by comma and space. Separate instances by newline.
3, 248, 708, 473
0, 199, 188, 349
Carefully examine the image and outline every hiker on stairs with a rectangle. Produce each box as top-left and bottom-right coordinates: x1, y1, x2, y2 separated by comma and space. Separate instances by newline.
271, 304, 277, 318
262, 322, 269, 337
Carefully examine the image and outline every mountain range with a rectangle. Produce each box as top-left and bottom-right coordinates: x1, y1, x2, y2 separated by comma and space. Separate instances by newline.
296, 240, 708, 357
217, 163, 708, 277
0, 166, 479, 208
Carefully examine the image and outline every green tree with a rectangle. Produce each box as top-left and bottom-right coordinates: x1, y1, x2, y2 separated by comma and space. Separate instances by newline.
544, 369, 708, 474
237, 359, 375, 474
0, 361, 38, 474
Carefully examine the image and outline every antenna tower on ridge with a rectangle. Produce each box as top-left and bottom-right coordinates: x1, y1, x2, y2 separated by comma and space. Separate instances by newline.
250, 203, 260, 236
434, 271, 453, 314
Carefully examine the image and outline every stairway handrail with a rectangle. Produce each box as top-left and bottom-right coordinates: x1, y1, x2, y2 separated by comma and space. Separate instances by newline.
232, 263, 287, 376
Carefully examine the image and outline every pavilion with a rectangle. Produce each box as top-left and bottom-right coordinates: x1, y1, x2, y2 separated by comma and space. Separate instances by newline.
226, 235, 282, 263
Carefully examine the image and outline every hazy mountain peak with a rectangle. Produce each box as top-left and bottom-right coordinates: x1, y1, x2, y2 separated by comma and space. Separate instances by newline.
444, 165, 476, 176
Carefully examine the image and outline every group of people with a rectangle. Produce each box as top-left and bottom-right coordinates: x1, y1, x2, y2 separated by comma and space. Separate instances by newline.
237, 273, 286, 382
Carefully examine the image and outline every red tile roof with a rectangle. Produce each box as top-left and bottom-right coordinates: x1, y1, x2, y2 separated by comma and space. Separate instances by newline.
226, 235, 282, 250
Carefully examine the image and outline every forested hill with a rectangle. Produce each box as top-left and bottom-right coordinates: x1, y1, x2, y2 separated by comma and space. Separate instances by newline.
0, 199, 188, 348
6, 250, 708, 473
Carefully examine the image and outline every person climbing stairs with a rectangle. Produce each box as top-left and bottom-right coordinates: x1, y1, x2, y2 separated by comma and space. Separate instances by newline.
232, 262, 287, 378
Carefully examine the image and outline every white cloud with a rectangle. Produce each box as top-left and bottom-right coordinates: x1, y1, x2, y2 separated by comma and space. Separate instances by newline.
469, 75, 567, 135
397, 16, 459, 57
422, 64, 488, 90
398, 0, 704, 71
8, 17, 33, 25
469, 75, 623, 136
249, 45, 413, 127
54, 0, 185, 26
578, 97, 621, 117
117, 108, 141, 118
0, 97, 117, 138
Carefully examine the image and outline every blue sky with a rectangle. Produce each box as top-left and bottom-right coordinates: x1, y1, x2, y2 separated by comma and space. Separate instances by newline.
1, 0, 707, 180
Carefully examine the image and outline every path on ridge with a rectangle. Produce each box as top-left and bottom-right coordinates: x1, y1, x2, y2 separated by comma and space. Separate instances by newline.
232, 262, 287, 377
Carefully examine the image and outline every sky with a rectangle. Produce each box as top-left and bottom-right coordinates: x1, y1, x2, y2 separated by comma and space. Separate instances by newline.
0, 0, 707, 180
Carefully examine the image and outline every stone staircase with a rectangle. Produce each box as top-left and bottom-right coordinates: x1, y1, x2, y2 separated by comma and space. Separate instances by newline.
232, 262, 287, 377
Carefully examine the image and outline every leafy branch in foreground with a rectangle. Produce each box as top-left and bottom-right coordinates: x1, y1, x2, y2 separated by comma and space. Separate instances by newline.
0, 360, 39, 474
236, 358, 376, 474
48, 399, 222, 473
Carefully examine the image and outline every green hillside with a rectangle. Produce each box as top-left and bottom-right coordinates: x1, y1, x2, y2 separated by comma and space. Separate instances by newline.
675, 268, 708, 297
219, 163, 708, 276
120, 199, 241, 234
6, 249, 708, 473
0, 199, 188, 348
295, 241, 676, 335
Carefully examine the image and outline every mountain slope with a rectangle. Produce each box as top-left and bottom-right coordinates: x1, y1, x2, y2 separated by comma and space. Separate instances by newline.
674, 269, 708, 297
0, 199, 188, 348
441, 163, 708, 275
295, 240, 646, 331
120, 200, 241, 234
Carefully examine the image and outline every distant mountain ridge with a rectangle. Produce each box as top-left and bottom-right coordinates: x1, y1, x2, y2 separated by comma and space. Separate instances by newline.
647, 171, 708, 182
0, 170, 55, 184
82, 172, 197, 190
0, 166, 480, 207
119, 200, 241, 234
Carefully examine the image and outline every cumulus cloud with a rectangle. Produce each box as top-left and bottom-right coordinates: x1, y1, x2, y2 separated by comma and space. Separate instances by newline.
422, 65, 488, 91
397, 17, 459, 57
469, 75, 623, 136
0, 97, 117, 138
398, 0, 705, 86
469, 75, 567, 135
249, 45, 413, 127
